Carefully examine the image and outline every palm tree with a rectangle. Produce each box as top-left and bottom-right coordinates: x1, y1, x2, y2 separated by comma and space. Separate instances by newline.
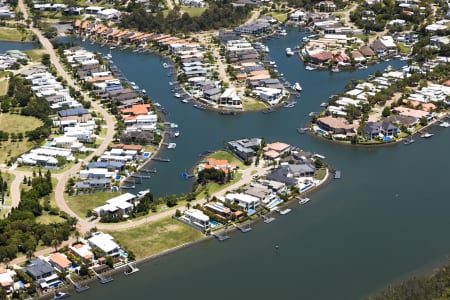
51, 239, 59, 252
26, 250, 34, 262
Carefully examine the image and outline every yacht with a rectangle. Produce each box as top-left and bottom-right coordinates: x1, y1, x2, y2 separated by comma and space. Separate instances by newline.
173, 131, 180, 137
174, 93, 181, 98
385, 65, 393, 72
302, 37, 309, 42
292, 82, 302, 91
305, 65, 317, 71
264, 46, 270, 53
105, 53, 112, 60
136, 189, 150, 198
299, 197, 310, 205
181, 99, 189, 103
420, 132, 433, 138
163, 62, 169, 69
331, 66, 340, 73
167, 143, 177, 149
279, 29, 287, 36
439, 121, 450, 128
285, 48, 294, 56
53, 292, 70, 300
279, 208, 292, 215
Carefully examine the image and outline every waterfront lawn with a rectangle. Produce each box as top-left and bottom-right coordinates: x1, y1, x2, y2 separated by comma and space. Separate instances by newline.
206, 150, 245, 169
24, 49, 47, 62
242, 98, 268, 111
196, 172, 243, 200
269, 12, 289, 23
107, 216, 204, 259
66, 191, 118, 218
0, 27, 30, 42
397, 42, 412, 54
314, 169, 327, 181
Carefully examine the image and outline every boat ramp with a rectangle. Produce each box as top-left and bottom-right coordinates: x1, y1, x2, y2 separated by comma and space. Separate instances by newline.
96, 273, 114, 284
213, 232, 230, 241
235, 223, 252, 233
262, 214, 276, 224
124, 262, 140, 275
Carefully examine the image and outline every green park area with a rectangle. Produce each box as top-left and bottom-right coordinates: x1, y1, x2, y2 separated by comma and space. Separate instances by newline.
0, 114, 43, 164
108, 216, 204, 259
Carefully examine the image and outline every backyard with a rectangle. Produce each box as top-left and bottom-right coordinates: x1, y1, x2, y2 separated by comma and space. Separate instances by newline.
66, 191, 118, 218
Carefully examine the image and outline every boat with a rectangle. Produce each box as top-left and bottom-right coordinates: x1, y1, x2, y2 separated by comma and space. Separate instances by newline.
53, 292, 70, 300
167, 143, 177, 149
358, 64, 368, 69
174, 93, 181, 98
279, 208, 292, 215
302, 37, 309, 42
403, 137, 415, 145
285, 48, 294, 56
279, 29, 287, 36
420, 132, 433, 138
284, 102, 296, 108
305, 65, 317, 71
163, 62, 169, 69
168, 81, 174, 86
262, 108, 275, 114
439, 121, 450, 128
193, 104, 206, 111
105, 53, 112, 60
385, 65, 393, 72
292, 82, 302, 91
136, 189, 150, 198
173, 131, 180, 137
110, 46, 116, 50
331, 66, 340, 73
264, 46, 270, 53
320, 102, 328, 107
299, 197, 310, 205
181, 99, 189, 103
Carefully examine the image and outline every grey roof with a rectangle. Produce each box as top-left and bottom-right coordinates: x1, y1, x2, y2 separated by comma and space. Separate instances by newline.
25, 259, 54, 278
266, 167, 297, 186
88, 161, 124, 169
58, 107, 89, 117
288, 163, 315, 174
203, 88, 222, 97
384, 115, 417, 126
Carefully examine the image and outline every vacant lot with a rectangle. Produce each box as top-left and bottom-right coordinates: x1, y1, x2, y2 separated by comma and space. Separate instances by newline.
66, 191, 118, 218
108, 217, 204, 259
0, 114, 43, 134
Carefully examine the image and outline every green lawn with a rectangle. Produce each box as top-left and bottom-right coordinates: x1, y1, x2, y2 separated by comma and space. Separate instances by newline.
206, 150, 245, 169
36, 213, 65, 224
182, 5, 208, 17
314, 168, 327, 181
242, 98, 268, 111
397, 42, 412, 54
0, 114, 43, 134
107, 216, 204, 259
196, 172, 243, 200
0, 78, 8, 96
24, 49, 47, 63
0, 140, 37, 166
269, 12, 289, 23
66, 191, 118, 218
0, 27, 30, 42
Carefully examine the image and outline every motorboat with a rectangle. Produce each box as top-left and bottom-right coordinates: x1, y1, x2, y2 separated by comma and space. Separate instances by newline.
292, 82, 302, 91
279, 29, 287, 36
174, 93, 181, 98
53, 292, 70, 300
385, 65, 393, 72
173, 131, 180, 137
439, 122, 450, 128
420, 132, 433, 138
163, 62, 169, 69
403, 138, 415, 145
181, 99, 189, 103
105, 53, 112, 60
285, 48, 294, 56
136, 189, 150, 198
167, 143, 177, 149
305, 65, 317, 71
299, 197, 310, 205
331, 66, 340, 73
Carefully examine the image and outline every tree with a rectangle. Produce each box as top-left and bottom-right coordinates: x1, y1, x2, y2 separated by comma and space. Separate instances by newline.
51, 239, 59, 252
382, 106, 391, 117
41, 54, 51, 66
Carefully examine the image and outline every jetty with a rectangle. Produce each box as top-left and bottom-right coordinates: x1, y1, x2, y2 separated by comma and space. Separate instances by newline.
213, 233, 230, 241
297, 127, 309, 134
130, 173, 151, 179
140, 168, 157, 173
236, 224, 252, 233
334, 170, 341, 179
124, 262, 140, 275
262, 214, 276, 224
69, 277, 89, 293
279, 208, 292, 215
120, 185, 136, 189
151, 157, 171, 162
96, 273, 114, 284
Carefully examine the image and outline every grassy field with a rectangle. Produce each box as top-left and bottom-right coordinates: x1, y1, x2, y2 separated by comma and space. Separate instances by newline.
107, 217, 204, 259
397, 42, 412, 54
314, 168, 327, 181
206, 150, 245, 169
182, 5, 208, 17
0, 27, 30, 42
24, 49, 47, 63
242, 98, 268, 111
0, 114, 43, 134
66, 191, 118, 218
0, 141, 36, 165
269, 12, 289, 23
0, 78, 8, 96
196, 172, 242, 199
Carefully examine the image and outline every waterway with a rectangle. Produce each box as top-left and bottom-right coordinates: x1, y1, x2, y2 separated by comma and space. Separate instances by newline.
21, 29, 450, 299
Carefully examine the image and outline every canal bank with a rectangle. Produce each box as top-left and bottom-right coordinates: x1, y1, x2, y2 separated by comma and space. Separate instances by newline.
46, 31, 450, 300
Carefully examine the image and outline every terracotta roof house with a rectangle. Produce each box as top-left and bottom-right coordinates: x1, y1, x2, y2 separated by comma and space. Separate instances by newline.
316, 116, 356, 135
359, 45, 375, 57
49, 253, 72, 272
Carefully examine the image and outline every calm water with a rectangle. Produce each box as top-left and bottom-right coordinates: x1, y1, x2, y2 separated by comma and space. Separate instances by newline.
0, 41, 37, 53
54, 31, 450, 299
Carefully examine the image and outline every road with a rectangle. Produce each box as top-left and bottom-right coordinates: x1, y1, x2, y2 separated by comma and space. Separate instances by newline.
17, 0, 116, 234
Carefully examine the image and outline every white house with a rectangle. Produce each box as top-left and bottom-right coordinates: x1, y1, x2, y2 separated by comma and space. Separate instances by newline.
88, 232, 121, 257
219, 88, 242, 107
93, 193, 136, 218
252, 87, 283, 106
181, 209, 210, 231
224, 193, 260, 211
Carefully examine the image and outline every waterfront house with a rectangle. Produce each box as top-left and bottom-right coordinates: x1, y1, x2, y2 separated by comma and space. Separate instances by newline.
316, 116, 357, 136
79, 168, 114, 179
198, 158, 235, 174
252, 87, 283, 106
225, 193, 260, 211
219, 88, 242, 107
88, 232, 121, 257
364, 121, 399, 140
58, 107, 92, 123
0, 268, 15, 294
87, 161, 125, 171
25, 258, 60, 289
228, 138, 262, 161
120, 131, 154, 145
289, 10, 306, 22
204, 201, 232, 219
234, 19, 271, 35
430, 36, 450, 49
75, 178, 112, 190
70, 243, 94, 264
181, 209, 210, 231
48, 253, 72, 273
244, 184, 276, 204
265, 166, 303, 186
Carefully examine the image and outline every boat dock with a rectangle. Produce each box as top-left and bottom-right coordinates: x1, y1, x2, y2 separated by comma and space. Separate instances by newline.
120, 185, 136, 189
297, 127, 309, 134
236, 224, 252, 233
213, 233, 230, 241
130, 173, 151, 179
69, 277, 89, 293
334, 170, 341, 179
140, 168, 157, 173
262, 214, 276, 224
96, 273, 114, 284
151, 157, 171, 162
279, 208, 292, 215
124, 263, 140, 275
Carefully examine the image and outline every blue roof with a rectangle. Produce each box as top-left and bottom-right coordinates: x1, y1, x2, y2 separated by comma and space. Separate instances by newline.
58, 107, 89, 117
88, 161, 124, 169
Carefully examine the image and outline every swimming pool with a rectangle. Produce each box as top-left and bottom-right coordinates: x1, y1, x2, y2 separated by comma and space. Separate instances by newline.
267, 198, 283, 209
209, 220, 220, 228
143, 152, 150, 158
119, 249, 128, 258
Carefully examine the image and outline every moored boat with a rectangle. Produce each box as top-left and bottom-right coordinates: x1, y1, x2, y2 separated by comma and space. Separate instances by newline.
285, 48, 294, 56
420, 132, 433, 138
292, 82, 302, 91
